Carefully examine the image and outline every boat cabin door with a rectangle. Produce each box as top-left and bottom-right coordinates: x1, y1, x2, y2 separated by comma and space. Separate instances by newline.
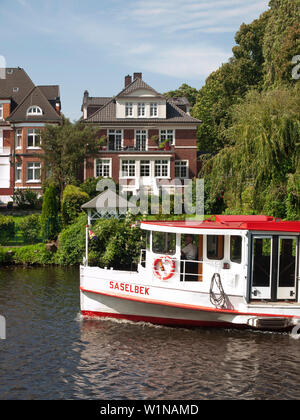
251, 236, 298, 301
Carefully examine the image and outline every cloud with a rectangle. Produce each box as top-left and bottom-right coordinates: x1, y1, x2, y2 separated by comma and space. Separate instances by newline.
5, 0, 269, 81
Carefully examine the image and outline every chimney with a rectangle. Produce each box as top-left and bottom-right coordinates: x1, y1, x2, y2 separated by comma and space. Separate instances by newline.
83, 90, 89, 104
133, 72, 142, 80
125, 75, 132, 87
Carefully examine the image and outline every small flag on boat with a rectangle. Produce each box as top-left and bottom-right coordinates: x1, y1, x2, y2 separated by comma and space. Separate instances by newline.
89, 230, 98, 241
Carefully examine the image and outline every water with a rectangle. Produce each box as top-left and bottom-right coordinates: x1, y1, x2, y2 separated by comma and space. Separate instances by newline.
0, 267, 299, 400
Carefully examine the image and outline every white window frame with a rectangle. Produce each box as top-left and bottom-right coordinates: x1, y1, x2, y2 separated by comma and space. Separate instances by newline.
0, 104, 3, 120
107, 129, 123, 151
125, 103, 133, 117
135, 129, 147, 151
27, 162, 41, 183
16, 129, 22, 149
160, 129, 175, 146
150, 103, 158, 117
27, 129, 41, 149
140, 160, 151, 177
27, 106, 43, 116
16, 163, 22, 182
121, 159, 136, 179
155, 159, 170, 178
175, 160, 189, 179
138, 103, 145, 117
95, 158, 112, 178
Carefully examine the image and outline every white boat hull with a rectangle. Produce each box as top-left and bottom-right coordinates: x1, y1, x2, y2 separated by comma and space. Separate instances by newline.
80, 266, 300, 331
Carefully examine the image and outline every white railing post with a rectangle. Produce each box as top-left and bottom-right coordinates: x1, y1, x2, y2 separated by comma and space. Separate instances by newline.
85, 225, 89, 266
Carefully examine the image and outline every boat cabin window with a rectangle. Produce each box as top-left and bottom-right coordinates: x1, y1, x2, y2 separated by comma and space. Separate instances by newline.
146, 231, 151, 250
230, 236, 242, 264
152, 232, 176, 255
207, 235, 224, 260
181, 235, 198, 260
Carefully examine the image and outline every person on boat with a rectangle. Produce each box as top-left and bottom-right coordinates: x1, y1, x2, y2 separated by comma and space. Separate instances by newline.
181, 235, 197, 260
181, 235, 198, 282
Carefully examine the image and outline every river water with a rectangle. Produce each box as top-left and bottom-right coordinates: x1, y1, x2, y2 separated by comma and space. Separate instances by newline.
0, 267, 299, 400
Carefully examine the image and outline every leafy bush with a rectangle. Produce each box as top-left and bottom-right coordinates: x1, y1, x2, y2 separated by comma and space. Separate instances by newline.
79, 177, 103, 199
61, 185, 89, 226
55, 213, 87, 265
0, 248, 14, 265
0, 216, 15, 245
19, 214, 41, 243
41, 185, 61, 241
12, 244, 55, 265
13, 189, 39, 209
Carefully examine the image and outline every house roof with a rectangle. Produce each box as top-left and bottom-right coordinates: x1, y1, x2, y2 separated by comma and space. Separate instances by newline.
38, 85, 60, 101
84, 75, 201, 125
0, 67, 35, 103
7, 86, 63, 123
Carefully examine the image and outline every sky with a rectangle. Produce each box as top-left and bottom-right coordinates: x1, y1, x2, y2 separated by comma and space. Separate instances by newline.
0, 0, 269, 121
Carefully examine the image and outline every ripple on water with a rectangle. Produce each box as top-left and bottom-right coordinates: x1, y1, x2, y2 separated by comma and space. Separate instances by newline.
0, 267, 300, 400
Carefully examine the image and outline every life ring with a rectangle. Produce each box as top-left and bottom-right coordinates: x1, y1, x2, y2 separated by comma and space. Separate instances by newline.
153, 256, 175, 281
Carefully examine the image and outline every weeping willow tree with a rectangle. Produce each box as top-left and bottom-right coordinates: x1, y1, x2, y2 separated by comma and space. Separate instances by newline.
202, 87, 300, 219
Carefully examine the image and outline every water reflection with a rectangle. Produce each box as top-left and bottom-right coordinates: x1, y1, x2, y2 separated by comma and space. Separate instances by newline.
0, 267, 299, 400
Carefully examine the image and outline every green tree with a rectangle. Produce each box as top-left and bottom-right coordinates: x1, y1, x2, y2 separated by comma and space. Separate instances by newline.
41, 118, 105, 196
263, 0, 300, 86
41, 184, 61, 241
164, 83, 198, 107
202, 88, 300, 218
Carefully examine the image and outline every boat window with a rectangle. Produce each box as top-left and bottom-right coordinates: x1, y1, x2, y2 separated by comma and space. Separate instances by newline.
146, 231, 151, 250
152, 232, 176, 255
181, 235, 198, 260
230, 236, 242, 264
207, 235, 224, 260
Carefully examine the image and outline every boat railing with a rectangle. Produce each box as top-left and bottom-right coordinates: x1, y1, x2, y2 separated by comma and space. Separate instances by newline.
179, 259, 203, 282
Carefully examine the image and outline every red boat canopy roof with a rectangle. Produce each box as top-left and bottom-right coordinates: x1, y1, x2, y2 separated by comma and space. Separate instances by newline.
141, 215, 300, 233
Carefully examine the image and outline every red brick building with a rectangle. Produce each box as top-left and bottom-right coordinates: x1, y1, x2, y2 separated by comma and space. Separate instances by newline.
82, 73, 201, 195
0, 67, 62, 204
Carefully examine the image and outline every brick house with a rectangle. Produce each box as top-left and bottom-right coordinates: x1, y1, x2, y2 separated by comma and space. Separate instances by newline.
82, 73, 201, 195
0, 67, 62, 204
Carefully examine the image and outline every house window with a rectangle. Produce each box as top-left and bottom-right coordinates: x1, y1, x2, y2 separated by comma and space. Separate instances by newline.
16, 129, 22, 149
155, 160, 169, 178
27, 129, 41, 148
150, 103, 158, 117
95, 159, 111, 178
108, 129, 122, 151
138, 103, 145, 117
125, 103, 133, 117
160, 129, 174, 145
0, 104, 3, 120
175, 160, 189, 178
27, 106, 43, 116
135, 130, 147, 151
27, 162, 41, 182
140, 160, 150, 177
16, 163, 22, 182
121, 160, 136, 178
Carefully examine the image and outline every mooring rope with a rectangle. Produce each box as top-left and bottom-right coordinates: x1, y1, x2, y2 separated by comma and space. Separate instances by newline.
209, 273, 227, 308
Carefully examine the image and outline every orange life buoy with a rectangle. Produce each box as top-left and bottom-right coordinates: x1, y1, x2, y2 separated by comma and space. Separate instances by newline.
153, 256, 175, 281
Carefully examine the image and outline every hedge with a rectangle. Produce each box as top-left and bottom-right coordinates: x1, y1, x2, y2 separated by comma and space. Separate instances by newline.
0, 216, 15, 245
61, 185, 89, 226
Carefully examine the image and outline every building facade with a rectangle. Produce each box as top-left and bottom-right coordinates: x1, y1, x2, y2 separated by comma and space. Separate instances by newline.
0, 67, 62, 204
82, 73, 201, 195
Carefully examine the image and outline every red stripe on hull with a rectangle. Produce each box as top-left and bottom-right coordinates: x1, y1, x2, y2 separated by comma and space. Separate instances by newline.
81, 310, 239, 328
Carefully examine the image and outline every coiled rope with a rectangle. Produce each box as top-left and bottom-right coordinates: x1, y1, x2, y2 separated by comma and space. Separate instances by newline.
209, 273, 227, 308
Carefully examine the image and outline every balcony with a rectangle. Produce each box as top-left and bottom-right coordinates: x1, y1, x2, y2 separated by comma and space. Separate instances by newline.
0, 147, 11, 156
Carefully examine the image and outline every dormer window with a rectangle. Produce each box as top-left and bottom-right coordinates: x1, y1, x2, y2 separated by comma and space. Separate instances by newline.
125, 103, 133, 117
27, 106, 43, 116
13, 87, 19, 93
150, 103, 158, 117
138, 103, 145, 117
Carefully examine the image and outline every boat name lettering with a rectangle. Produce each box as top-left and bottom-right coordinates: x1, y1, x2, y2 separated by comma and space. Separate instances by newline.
109, 281, 149, 296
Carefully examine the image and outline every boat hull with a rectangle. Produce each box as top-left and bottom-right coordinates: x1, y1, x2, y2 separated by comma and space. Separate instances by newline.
80, 266, 300, 331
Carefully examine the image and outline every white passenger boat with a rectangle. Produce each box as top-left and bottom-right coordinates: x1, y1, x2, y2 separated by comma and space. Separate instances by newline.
80, 215, 300, 331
